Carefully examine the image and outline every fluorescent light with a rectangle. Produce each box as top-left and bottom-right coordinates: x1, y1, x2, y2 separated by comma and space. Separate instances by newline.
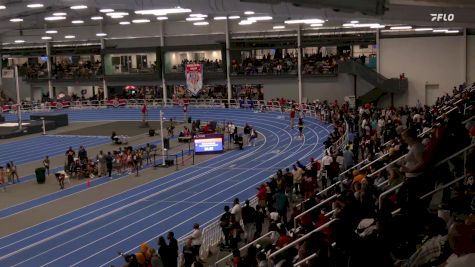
91, 16, 103, 20
41, 36, 52, 40
53, 12, 67, 16
70, 5, 87, 10
353, 23, 380, 28
248, 16, 272, 21
239, 20, 253, 25
244, 11, 255, 15
14, 40, 25, 43
310, 23, 323, 27
156, 16, 168, 20
64, 35, 76, 39
186, 17, 204, 21
390, 26, 412, 30
27, 3, 44, 8
273, 25, 285, 29
72, 20, 84, 24
135, 8, 192, 15
10, 18, 23, 22
45, 16, 66, 21
214, 16, 227, 20
342, 23, 354, 27
228, 16, 240, 20
96, 33, 107, 37
132, 19, 150, 23
190, 14, 207, 18
106, 12, 129, 16
0, 5, 6, 9
193, 21, 209, 26
414, 28, 433, 31
119, 21, 130, 25
285, 18, 325, 24
433, 29, 448, 32
111, 15, 124, 19
370, 24, 385, 29
446, 30, 459, 33
100, 9, 114, 13
350, 20, 359, 24
45, 30, 58, 34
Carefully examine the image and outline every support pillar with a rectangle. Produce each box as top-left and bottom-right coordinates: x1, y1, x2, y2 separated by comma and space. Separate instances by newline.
463, 28, 467, 83
46, 42, 54, 99
226, 18, 232, 105
297, 25, 302, 104
376, 29, 381, 73
101, 38, 108, 100
160, 21, 167, 107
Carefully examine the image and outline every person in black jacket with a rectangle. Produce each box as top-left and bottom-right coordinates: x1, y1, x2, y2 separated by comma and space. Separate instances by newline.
220, 205, 231, 248
241, 200, 255, 243
106, 152, 113, 178
167, 231, 178, 267
157, 236, 169, 267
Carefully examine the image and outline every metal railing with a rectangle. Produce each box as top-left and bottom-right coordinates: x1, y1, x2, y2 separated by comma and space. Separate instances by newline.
214, 231, 275, 266
294, 194, 339, 229
268, 219, 336, 260
294, 252, 317, 267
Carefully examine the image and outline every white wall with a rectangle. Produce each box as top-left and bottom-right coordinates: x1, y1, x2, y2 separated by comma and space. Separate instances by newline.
1, 77, 32, 101
379, 35, 466, 107
468, 35, 475, 84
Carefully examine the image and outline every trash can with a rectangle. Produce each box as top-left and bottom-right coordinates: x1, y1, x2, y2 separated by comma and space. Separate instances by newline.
164, 138, 170, 149
35, 167, 46, 184
149, 129, 155, 137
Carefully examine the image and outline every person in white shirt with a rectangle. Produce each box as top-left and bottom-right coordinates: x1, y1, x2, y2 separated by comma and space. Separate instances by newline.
321, 151, 333, 174
230, 198, 242, 223
292, 165, 304, 196
190, 223, 203, 258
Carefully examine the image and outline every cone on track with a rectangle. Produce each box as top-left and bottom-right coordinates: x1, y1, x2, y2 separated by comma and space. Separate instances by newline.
86, 179, 91, 187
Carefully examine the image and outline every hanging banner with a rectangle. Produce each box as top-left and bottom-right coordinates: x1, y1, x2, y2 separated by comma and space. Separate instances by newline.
185, 64, 203, 95
2, 69, 14, 79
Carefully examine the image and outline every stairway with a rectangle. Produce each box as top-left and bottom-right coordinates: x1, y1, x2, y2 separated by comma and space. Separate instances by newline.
339, 60, 408, 105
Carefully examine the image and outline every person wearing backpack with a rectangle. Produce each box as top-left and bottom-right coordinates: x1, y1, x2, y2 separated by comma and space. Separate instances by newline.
241, 200, 255, 243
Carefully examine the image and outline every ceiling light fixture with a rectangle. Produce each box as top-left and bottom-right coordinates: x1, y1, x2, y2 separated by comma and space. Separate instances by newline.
119, 21, 130, 25
370, 24, 385, 29
111, 15, 124, 19
244, 11, 255, 15
214, 16, 227, 20
273, 25, 285, 29
190, 14, 207, 18
106, 12, 129, 16
156, 16, 168, 20
433, 29, 448, 32
132, 19, 151, 23
72, 20, 84, 24
186, 17, 204, 21
100, 9, 114, 13
27, 3, 44, 8
247, 16, 272, 21
446, 30, 459, 33
96, 33, 107, 36
193, 21, 209, 26
45, 30, 58, 34
238, 20, 253, 25
350, 20, 359, 24
41, 36, 53, 40
64, 35, 76, 39
10, 18, 23, 22
91, 16, 103, 20
228, 16, 240, 20
0, 5, 6, 9
45, 16, 66, 21
390, 26, 412, 30
135, 8, 192, 15
14, 40, 25, 43
285, 18, 325, 24
70, 5, 87, 10
53, 12, 67, 16
414, 28, 433, 31
310, 23, 323, 27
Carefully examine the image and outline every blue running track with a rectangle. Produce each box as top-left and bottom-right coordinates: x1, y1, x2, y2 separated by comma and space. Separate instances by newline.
0, 107, 333, 267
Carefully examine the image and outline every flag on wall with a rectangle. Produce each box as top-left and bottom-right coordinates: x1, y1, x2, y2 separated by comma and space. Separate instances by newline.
185, 64, 203, 95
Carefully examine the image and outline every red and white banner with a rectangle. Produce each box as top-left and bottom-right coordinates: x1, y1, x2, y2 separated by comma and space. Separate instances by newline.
185, 64, 203, 95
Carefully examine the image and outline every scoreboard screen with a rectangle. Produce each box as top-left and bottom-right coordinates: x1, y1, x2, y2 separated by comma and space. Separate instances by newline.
194, 134, 224, 153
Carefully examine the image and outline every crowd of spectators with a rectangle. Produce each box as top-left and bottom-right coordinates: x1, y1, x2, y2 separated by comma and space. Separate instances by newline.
231, 52, 356, 76
17, 60, 103, 80
170, 59, 223, 73
0, 161, 20, 190
200, 83, 474, 267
